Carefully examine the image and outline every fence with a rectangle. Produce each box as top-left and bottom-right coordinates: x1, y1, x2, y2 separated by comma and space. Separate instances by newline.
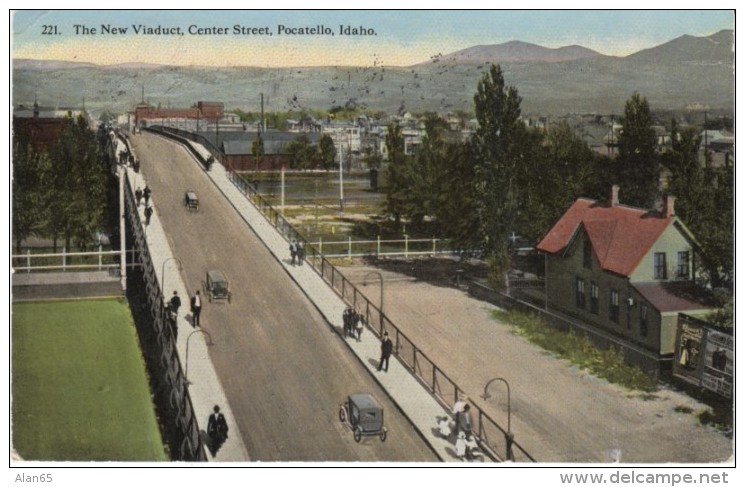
308, 236, 455, 259
469, 281, 666, 380
147, 128, 535, 462
11, 248, 137, 274
120, 151, 206, 461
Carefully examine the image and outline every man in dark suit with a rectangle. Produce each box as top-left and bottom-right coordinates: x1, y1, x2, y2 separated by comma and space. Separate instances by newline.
207, 405, 229, 457
378, 331, 393, 372
190, 290, 202, 328
170, 290, 181, 317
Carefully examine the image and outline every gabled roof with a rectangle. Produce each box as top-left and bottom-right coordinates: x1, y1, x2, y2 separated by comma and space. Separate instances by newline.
536, 198, 673, 277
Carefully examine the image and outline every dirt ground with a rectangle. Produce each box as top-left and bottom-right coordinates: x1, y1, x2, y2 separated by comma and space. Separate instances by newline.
338, 258, 734, 464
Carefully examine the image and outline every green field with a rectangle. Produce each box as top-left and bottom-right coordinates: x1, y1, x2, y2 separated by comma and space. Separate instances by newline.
12, 299, 167, 461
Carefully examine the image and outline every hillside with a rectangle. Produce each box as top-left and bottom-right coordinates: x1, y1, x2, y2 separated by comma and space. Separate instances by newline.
420, 41, 599, 65
12, 30, 734, 117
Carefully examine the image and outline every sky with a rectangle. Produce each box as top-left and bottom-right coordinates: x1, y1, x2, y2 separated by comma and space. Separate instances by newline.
11, 9, 734, 68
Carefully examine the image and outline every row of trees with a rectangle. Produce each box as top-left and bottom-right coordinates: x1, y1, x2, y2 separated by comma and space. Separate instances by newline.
12, 115, 109, 252
284, 134, 338, 170
383, 64, 733, 291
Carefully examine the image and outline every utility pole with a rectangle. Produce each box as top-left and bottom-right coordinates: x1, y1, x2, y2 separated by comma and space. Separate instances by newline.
339, 143, 344, 211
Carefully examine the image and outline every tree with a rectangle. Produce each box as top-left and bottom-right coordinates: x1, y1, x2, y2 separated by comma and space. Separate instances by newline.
318, 134, 337, 171
405, 113, 449, 229
383, 122, 410, 229
48, 114, 107, 250
663, 122, 733, 289
285, 135, 314, 169
434, 141, 481, 254
471, 64, 526, 283
616, 92, 659, 207
530, 121, 598, 238
362, 145, 382, 170
12, 136, 52, 251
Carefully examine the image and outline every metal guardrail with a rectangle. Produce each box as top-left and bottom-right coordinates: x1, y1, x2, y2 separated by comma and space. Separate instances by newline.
148, 127, 536, 462
116, 139, 207, 461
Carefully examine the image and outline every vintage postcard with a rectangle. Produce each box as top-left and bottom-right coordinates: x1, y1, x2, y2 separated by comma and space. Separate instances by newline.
9, 8, 735, 482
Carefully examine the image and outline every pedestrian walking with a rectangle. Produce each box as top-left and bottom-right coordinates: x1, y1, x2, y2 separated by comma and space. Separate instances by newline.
170, 290, 181, 317
343, 307, 356, 337
143, 185, 151, 206
296, 241, 305, 266
289, 240, 297, 266
456, 403, 473, 437
355, 313, 364, 342
377, 331, 393, 372
455, 432, 467, 461
191, 290, 202, 328
144, 205, 153, 225
437, 416, 452, 439
207, 405, 229, 457
135, 187, 143, 206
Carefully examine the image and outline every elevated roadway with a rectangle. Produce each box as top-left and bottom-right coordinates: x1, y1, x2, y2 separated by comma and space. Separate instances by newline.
131, 131, 438, 462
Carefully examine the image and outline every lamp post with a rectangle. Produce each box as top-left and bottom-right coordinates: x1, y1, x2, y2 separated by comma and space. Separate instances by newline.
481, 377, 514, 461
185, 329, 214, 384
363, 271, 384, 330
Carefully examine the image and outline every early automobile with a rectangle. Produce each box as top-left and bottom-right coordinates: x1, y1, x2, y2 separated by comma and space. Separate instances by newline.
202, 270, 231, 303
339, 393, 387, 442
184, 191, 199, 211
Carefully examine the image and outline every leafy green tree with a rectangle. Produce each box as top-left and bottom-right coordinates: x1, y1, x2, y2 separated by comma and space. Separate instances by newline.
434, 141, 481, 254
529, 121, 598, 238
48, 114, 107, 250
285, 135, 315, 169
382, 122, 411, 229
362, 145, 382, 170
616, 92, 659, 208
318, 134, 337, 171
663, 122, 733, 289
665, 123, 733, 289
12, 137, 52, 252
405, 113, 449, 229
471, 64, 526, 281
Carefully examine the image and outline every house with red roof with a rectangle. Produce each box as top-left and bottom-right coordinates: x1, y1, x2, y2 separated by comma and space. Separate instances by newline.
536, 185, 715, 359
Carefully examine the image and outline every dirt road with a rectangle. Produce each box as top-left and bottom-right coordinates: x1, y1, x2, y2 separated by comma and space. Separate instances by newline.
131, 132, 437, 462
339, 265, 733, 463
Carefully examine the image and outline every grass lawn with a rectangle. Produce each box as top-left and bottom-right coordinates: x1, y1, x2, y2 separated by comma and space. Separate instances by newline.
12, 299, 168, 461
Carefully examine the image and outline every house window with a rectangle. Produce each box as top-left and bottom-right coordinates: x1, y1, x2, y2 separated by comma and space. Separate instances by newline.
590, 282, 599, 314
583, 241, 592, 269
576, 278, 586, 308
677, 251, 690, 278
640, 304, 649, 338
654, 252, 667, 279
609, 290, 619, 323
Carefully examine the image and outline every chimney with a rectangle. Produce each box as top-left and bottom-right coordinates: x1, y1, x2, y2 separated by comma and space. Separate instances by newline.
664, 194, 675, 218
610, 185, 620, 207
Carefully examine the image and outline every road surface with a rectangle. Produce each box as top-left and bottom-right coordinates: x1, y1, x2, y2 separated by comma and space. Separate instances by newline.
132, 131, 438, 462
338, 265, 733, 463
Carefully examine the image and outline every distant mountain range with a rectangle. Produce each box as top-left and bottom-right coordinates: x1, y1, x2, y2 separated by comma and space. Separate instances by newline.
418, 41, 600, 66
12, 30, 734, 116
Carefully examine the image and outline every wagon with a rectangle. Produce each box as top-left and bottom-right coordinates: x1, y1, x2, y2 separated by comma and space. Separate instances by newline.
184, 191, 199, 211
202, 270, 231, 303
339, 393, 387, 442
